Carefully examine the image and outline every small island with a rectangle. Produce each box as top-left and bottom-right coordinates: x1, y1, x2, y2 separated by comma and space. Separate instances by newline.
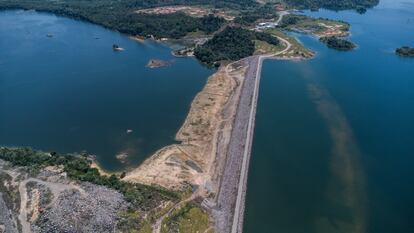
396, 46, 414, 57
319, 36, 356, 51
146, 59, 171, 68
112, 44, 124, 51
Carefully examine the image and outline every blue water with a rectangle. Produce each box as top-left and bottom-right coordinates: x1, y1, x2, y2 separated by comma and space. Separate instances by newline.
0, 10, 213, 171
244, 0, 414, 232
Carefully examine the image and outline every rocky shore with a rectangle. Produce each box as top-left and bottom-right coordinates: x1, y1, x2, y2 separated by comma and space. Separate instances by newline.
213, 56, 260, 233
0, 160, 129, 233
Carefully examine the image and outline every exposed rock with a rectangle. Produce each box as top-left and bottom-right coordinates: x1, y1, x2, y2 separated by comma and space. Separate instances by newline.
146, 59, 171, 68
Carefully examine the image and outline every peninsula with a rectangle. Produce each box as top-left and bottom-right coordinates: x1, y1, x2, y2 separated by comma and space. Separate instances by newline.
320, 36, 357, 51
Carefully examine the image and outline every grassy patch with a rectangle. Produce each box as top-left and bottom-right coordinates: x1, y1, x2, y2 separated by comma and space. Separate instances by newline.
254, 40, 285, 55
0, 172, 20, 212
138, 222, 153, 233
161, 203, 210, 233
117, 209, 153, 233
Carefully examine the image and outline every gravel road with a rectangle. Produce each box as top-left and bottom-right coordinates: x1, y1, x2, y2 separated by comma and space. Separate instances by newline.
214, 35, 292, 233
213, 56, 260, 233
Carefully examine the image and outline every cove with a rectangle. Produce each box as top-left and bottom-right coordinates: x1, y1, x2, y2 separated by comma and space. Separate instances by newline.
0, 10, 213, 171
244, 0, 414, 232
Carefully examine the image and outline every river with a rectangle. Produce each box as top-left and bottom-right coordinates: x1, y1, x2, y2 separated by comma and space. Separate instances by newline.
244, 0, 414, 232
0, 10, 213, 171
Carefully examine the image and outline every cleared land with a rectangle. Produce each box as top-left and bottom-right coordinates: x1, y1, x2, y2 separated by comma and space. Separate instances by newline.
136, 5, 236, 21
280, 14, 350, 37
0, 161, 129, 233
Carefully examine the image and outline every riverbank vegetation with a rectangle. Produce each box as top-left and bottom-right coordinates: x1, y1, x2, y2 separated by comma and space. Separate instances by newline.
0, 147, 213, 232
0, 0, 375, 64
161, 202, 210, 233
320, 36, 356, 51
396, 46, 414, 57
0, 0, 378, 40
0, 0, 230, 39
0, 147, 178, 211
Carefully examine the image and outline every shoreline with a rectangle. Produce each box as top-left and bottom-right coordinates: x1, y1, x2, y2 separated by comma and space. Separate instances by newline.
212, 54, 275, 233
232, 55, 263, 233
1, 7, 376, 233
212, 56, 261, 233
1, 8, 311, 231
214, 38, 294, 233
124, 36, 297, 232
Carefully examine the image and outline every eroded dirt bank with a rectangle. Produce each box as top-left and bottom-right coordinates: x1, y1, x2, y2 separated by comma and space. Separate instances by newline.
123, 60, 249, 194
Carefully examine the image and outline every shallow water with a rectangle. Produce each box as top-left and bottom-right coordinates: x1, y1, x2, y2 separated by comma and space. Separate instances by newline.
0, 10, 213, 171
244, 0, 414, 232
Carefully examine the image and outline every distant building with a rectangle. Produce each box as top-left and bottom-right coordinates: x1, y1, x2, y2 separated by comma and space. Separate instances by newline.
255, 22, 277, 31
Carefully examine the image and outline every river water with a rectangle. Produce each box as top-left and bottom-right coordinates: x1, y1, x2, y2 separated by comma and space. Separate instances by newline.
0, 10, 213, 171
244, 0, 414, 232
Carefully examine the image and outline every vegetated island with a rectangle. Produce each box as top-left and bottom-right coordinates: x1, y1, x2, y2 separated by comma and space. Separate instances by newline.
320, 36, 356, 51
396, 46, 414, 57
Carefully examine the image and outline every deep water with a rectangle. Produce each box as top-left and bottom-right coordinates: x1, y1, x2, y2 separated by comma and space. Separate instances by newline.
244, 0, 414, 232
0, 10, 213, 171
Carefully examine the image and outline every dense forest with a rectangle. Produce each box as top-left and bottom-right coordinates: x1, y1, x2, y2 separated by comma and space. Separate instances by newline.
396, 46, 414, 57
284, 0, 379, 10
0, 0, 379, 39
234, 4, 278, 26
194, 27, 279, 65
194, 27, 255, 65
279, 14, 308, 27
0, 0, 236, 38
0, 0, 378, 62
117, 13, 224, 38
320, 36, 356, 51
